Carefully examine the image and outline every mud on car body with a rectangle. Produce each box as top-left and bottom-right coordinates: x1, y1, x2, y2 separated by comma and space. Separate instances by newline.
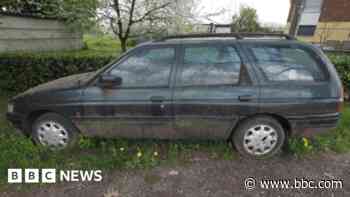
7, 33, 344, 158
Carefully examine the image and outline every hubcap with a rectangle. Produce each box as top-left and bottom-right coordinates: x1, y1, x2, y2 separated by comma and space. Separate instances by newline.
36, 121, 69, 149
243, 124, 278, 156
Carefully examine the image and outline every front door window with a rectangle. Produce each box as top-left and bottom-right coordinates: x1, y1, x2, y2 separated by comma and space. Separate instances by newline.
110, 47, 175, 87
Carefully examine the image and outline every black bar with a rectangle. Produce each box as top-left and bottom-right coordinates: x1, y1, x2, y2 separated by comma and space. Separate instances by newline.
156, 33, 295, 42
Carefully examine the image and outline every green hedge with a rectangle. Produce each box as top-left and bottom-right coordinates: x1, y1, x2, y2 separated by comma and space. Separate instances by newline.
0, 52, 115, 93
328, 54, 350, 89
0, 52, 349, 94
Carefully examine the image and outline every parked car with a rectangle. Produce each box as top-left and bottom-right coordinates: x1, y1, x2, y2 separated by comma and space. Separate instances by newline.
6, 33, 344, 158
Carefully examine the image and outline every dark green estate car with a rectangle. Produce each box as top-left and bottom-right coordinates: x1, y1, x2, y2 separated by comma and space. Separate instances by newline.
7, 33, 344, 158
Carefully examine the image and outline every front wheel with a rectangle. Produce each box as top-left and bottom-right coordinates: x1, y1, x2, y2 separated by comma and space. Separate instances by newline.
32, 113, 78, 150
232, 116, 286, 159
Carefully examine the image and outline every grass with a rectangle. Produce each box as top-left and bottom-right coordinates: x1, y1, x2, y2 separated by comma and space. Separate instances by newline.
82, 34, 122, 56
50, 34, 122, 57
287, 103, 350, 155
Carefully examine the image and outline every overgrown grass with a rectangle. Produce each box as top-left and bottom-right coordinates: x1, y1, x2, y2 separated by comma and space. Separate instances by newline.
316, 104, 350, 151
288, 103, 350, 155
79, 34, 135, 56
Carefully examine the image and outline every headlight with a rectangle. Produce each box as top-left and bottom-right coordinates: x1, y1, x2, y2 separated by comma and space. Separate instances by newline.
7, 103, 14, 113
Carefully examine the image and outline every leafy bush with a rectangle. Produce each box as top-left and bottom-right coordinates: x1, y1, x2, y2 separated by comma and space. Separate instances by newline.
328, 54, 350, 88
126, 38, 138, 48
288, 137, 314, 156
0, 52, 115, 93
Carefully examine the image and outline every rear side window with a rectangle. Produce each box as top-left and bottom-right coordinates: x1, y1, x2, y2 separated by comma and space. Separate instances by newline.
248, 44, 326, 82
178, 45, 241, 86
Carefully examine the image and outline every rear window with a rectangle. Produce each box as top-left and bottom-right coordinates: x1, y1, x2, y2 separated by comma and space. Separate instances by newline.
178, 45, 242, 86
247, 44, 327, 82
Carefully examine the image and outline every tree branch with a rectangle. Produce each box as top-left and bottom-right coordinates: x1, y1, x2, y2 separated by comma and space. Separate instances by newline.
132, 2, 171, 24
124, 0, 136, 39
113, 0, 124, 40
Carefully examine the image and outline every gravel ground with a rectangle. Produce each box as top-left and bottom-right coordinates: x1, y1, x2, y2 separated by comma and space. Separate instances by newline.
3, 152, 350, 197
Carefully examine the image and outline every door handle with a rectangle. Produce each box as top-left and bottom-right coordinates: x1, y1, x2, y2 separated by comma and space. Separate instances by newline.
238, 95, 253, 102
150, 96, 165, 102
150, 96, 166, 112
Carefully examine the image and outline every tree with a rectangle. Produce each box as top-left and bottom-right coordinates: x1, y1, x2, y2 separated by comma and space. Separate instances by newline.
100, 0, 173, 52
0, 0, 99, 31
130, 0, 199, 38
59, 0, 100, 31
99, 0, 225, 52
231, 6, 261, 33
0, 0, 58, 16
165, 0, 201, 34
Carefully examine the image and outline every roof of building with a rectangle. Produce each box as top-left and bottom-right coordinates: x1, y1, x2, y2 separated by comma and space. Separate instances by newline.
288, 0, 350, 23
320, 0, 350, 22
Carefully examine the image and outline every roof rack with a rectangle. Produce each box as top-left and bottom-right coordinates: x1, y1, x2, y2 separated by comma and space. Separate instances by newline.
239, 33, 295, 40
156, 33, 295, 41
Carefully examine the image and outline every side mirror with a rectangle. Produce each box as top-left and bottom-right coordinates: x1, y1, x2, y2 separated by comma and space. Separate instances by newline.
99, 74, 122, 88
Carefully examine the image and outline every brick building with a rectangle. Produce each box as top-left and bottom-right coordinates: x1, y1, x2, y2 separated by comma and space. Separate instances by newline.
287, 0, 350, 46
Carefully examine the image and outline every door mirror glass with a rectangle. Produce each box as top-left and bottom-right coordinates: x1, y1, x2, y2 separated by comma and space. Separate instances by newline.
99, 74, 122, 88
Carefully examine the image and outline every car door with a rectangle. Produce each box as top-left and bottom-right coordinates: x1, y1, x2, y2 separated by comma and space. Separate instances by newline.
173, 42, 259, 139
76, 45, 178, 139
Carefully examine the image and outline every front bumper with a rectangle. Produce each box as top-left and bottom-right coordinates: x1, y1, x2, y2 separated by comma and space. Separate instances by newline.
288, 113, 340, 137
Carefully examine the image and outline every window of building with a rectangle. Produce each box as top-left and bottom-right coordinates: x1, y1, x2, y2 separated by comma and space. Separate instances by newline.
297, 25, 317, 36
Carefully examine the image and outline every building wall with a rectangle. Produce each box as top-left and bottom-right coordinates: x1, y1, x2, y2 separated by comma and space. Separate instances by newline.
0, 15, 83, 53
320, 0, 350, 22
298, 22, 350, 42
297, 0, 323, 32
192, 24, 231, 33
288, 0, 350, 43
214, 26, 231, 33
192, 24, 210, 33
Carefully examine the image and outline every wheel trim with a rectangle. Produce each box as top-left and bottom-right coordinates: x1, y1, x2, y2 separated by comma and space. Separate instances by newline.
37, 121, 69, 149
243, 124, 278, 156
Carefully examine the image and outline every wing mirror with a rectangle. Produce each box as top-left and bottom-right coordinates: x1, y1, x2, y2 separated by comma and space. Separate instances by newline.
99, 74, 122, 88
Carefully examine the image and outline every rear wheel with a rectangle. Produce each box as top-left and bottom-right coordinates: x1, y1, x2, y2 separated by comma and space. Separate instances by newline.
32, 113, 78, 150
232, 116, 286, 159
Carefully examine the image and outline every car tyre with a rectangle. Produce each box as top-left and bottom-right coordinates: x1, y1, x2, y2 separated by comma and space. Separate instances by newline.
232, 116, 286, 159
32, 113, 78, 150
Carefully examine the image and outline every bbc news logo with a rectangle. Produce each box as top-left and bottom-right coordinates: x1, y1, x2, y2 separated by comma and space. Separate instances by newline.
8, 169, 103, 183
